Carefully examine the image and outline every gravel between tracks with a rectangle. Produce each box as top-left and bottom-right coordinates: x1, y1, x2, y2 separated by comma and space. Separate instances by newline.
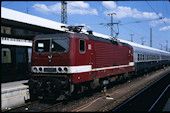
59, 67, 170, 112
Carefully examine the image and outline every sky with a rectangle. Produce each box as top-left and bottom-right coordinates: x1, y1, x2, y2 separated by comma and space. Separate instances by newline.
1, 1, 170, 51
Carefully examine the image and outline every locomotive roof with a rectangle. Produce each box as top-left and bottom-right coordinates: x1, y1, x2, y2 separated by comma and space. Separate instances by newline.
33, 32, 170, 55
34, 33, 132, 48
86, 34, 132, 47
34, 33, 70, 39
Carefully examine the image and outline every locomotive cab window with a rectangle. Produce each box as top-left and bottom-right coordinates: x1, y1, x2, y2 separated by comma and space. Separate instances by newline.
79, 39, 85, 53
34, 38, 69, 53
35, 40, 50, 52
52, 38, 69, 53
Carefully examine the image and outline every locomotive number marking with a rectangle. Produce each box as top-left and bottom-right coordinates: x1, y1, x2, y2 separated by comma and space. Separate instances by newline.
44, 68, 56, 72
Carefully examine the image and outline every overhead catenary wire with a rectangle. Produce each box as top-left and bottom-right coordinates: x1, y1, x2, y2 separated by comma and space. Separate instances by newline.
68, 2, 121, 38
2, 2, 13, 7
116, 1, 169, 48
68, 2, 110, 22
163, 2, 170, 16
145, 1, 170, 49
115, 1, 149, 41
145, 0, 169, 26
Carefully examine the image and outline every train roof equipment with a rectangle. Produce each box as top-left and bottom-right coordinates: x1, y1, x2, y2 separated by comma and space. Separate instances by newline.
61, 25, 85, 33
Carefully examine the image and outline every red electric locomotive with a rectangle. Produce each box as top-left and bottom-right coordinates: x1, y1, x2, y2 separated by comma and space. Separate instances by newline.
29, 26, 134, 100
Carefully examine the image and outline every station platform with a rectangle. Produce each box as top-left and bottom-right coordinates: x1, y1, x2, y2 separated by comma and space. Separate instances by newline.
1, 80, 30, 111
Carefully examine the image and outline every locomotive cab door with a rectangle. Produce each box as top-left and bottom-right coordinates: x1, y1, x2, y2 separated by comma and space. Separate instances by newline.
88, 43, 95, 69
78, 38, 94, 68
88, 42, 96, 79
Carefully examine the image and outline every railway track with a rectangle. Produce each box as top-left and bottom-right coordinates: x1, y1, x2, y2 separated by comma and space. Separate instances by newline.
69, 67, 170, 112
38, 101, 63, 112
3, 100, 38, 112
112, 72, 170, 112
3, 67, 169, 112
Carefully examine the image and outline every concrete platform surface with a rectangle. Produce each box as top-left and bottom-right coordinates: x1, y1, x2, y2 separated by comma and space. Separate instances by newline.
1, 80, 28, 89
1, 80, 30, 111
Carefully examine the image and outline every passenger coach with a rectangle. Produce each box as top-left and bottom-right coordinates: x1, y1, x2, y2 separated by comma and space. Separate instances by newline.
129, 42, 170, 72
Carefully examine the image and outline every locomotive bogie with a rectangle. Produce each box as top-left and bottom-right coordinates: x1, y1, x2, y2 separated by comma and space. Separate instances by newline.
28, 76, 74, 100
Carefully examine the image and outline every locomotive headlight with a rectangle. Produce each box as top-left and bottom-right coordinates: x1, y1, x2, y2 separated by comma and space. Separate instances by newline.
64, 67, 68, 72
58, 67, 62, 72
39, 67, 42, 72
33, 67, 38, 72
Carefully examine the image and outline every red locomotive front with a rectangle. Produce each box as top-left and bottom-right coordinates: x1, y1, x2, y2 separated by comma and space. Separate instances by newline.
29, 33, 93, 100
29, 29, 134, 100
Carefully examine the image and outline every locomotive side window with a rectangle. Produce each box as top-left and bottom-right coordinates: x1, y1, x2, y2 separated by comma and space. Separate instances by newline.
79, 39, 85, 53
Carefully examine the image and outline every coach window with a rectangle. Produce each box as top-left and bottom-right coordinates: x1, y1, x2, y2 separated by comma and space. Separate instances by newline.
138, 54, 140, 61
79, 39, 86, 53
140, 54, 142, 61
141, 54, 143, 61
